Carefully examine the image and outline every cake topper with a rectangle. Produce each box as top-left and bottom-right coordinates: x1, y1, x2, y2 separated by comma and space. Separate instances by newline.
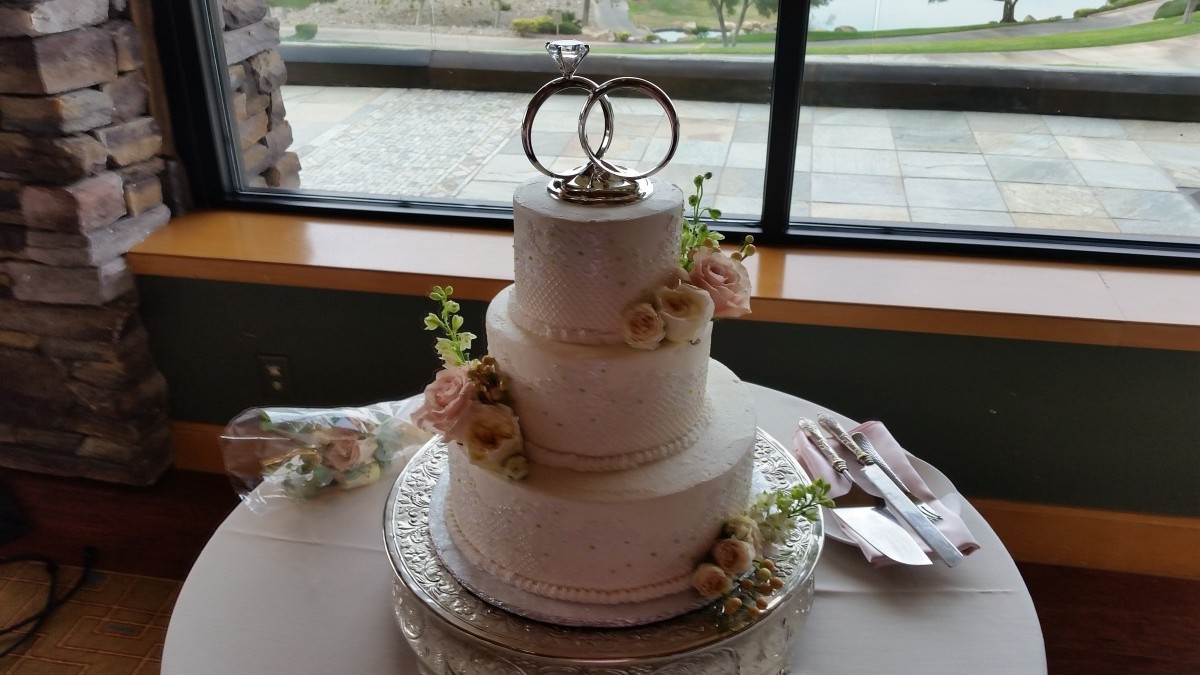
522, 40, 680, 204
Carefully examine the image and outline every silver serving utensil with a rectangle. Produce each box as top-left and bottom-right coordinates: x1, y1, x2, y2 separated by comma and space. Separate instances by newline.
797, 419, 931, 565
817, 415, 964, 568
853, 432, 943, 522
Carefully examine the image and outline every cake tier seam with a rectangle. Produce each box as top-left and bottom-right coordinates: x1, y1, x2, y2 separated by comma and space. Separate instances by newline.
525, 400, 714, 472
509, 297, 624, 346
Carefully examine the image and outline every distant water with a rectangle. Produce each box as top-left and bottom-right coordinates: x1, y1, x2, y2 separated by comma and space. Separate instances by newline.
810, 0, 1098, 31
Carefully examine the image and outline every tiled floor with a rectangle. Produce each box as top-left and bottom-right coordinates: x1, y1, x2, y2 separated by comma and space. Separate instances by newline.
281, 85, 1200, 240
0, 562, 176, 674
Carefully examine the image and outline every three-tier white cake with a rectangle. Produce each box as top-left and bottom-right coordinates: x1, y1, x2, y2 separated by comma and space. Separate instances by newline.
435, 178, 758, 622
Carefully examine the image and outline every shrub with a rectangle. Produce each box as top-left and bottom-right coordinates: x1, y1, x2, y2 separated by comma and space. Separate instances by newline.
510, 15, 581, 35
615, 30, 631, 42
510, 16, 556, 35
1153, 0, 1188, 19
293, 23, 318, 40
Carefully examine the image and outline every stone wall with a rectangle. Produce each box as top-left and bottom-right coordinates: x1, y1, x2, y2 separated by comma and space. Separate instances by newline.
0, 0, 172, 484
222, 0, 300, 188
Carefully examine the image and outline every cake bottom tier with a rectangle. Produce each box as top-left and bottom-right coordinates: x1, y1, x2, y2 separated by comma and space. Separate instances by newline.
441, 362, 756, 608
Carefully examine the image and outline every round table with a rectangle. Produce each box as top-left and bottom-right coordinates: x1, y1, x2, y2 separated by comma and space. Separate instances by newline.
162, 384, 1046, 674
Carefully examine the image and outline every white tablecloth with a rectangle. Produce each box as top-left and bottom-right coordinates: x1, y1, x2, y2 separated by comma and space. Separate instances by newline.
163, 384, 1046, 674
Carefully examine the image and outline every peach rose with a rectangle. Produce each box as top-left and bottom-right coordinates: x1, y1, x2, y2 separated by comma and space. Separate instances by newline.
711, 537, 756, 576
450, 401, 523, 463
689, 247, 751, 318
654, 282, 714, 343
324, 427, 377, 472
412, 366, 476, 438
621, 302, 666, 350
692, 562, 734, 599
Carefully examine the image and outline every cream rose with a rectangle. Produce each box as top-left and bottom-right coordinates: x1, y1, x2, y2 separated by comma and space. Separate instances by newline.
692, 562, 734, 599
412, 366, 476, 438
621, 302, 666, 350
654, 282, 714, 343
724, 514, 766, 554
450, 401, 523, 463
324, 428, 377, 472
711, 537, 756, 576
688, 247, 752, 318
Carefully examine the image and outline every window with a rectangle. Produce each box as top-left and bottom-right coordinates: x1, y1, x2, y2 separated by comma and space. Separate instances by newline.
153, 0, 1200, 261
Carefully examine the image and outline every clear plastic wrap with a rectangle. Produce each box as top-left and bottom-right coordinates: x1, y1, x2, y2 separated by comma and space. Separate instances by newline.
221, 399, 432, 513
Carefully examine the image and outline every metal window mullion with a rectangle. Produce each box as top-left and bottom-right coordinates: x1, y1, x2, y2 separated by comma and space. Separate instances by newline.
758, 0, 810, 245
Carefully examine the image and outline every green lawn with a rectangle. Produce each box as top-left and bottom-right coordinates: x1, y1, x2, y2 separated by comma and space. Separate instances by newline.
626, 0, 775, 29
808, 18, 1200, 55
596, 17, 1200, 55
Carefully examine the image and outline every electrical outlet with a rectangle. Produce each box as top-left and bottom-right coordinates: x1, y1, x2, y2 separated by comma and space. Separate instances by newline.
258, 355, 294, 398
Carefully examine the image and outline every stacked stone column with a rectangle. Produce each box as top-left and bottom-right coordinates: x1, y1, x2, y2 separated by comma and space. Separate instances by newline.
0, 0, 172, 484
222, 0, 300, 188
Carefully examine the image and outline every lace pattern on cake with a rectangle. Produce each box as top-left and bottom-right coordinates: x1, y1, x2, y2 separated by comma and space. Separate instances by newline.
508, 298, 622, 345
525, 400, 713, 471
447, 498, 694, 605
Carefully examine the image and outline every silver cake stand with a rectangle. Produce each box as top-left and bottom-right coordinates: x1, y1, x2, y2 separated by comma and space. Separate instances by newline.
383, 431, 824, 675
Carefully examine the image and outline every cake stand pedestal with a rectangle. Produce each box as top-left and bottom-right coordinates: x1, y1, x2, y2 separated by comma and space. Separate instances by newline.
383, 431, 824, 675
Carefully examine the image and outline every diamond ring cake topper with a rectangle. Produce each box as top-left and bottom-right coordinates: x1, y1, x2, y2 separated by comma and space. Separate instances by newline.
522, 40, 681, 205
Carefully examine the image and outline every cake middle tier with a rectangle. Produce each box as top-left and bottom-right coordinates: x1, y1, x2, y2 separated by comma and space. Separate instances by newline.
487, 285, 711, 471
444, 362, 757, 607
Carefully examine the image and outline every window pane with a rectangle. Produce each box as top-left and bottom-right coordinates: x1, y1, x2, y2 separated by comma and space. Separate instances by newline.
792, 0, 1200, 244
226, 0, 778, 220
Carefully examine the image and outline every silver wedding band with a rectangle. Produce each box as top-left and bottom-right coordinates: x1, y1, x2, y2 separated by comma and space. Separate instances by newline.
522, 75, 680, 182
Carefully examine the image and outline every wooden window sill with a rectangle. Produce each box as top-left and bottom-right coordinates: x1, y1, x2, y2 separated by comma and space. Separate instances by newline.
127, 210, 1200, 352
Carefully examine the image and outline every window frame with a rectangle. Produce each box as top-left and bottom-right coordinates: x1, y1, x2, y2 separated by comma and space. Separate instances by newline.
151, 0, 1200, 266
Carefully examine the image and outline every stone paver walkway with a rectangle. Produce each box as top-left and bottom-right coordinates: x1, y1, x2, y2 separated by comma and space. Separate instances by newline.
282, 85, 1200, 239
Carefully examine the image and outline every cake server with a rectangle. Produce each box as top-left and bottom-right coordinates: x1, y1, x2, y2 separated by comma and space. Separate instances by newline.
816, 415, 964, 568
797, 419, 931, 565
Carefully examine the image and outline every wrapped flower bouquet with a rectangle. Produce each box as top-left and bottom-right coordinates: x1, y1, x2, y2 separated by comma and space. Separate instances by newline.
221, 399, 432, 512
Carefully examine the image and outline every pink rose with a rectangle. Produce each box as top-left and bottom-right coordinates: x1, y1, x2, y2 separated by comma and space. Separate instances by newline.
412, 366, 476, 438
711, 537, 755, 575
323, 427, 376, 472
621, 302, 666, 350
448, 401, 523, 463
692, 562, 733, 599
689, 247, 751, 318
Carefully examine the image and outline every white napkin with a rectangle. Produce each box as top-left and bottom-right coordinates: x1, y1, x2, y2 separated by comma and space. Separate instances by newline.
792, 420, 981, 566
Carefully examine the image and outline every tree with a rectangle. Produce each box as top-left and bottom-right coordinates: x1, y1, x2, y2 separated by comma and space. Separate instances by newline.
730, 0, 778, 47
709, 0, 734, 47
996, 0, 1020, 23
1184, 0, 1197, 24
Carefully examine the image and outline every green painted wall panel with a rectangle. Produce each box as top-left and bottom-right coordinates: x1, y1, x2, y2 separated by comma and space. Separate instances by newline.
136, 276, 1200, 518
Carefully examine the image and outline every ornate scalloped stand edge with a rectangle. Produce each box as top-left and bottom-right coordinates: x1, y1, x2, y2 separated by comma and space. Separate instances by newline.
383, 432, 823, 675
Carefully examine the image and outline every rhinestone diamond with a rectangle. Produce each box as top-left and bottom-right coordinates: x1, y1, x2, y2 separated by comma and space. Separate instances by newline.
547, 40, 589, 79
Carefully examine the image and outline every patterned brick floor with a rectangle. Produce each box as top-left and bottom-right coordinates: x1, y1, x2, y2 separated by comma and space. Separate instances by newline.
0, 562, 177, 674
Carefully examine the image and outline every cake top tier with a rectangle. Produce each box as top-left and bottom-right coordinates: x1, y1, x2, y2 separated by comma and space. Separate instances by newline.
511, 178, 684, 345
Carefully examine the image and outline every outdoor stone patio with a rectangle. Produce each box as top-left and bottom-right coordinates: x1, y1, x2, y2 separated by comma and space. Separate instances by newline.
280, 85, 1200, 240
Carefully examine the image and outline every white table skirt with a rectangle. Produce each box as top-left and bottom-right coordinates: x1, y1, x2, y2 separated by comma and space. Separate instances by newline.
163, 384, 1046, 674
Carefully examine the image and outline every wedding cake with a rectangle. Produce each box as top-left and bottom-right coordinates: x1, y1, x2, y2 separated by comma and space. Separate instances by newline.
411, 40, 786, 627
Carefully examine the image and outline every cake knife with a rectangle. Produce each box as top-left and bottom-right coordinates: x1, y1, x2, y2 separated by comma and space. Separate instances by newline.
816, 415, 964, 568
797, 419, 931, 565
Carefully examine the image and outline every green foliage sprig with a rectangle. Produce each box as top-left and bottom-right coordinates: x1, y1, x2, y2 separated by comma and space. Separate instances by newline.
749, 479, 834, 545
423, 285, 475, 367
680, 172, 756, 271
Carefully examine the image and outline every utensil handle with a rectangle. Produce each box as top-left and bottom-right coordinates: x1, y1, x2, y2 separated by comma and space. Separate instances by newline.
817, 414, 873, 466
798, 418, 847, 473
852, 432, 914, 494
